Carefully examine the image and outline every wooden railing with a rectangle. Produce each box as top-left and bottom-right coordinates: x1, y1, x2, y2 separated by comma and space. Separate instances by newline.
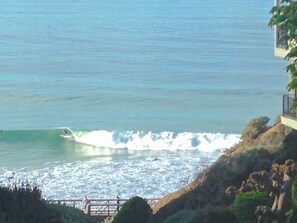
47, 198, 160, 217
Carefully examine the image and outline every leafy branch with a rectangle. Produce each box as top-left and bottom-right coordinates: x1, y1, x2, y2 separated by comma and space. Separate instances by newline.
269, 0, 297, 91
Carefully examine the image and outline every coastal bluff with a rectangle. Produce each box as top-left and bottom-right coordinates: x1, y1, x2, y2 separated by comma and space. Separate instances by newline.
151, 117, 297, 223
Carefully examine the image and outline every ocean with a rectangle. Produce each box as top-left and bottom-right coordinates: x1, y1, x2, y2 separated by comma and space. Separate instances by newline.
0, 0, 288, 200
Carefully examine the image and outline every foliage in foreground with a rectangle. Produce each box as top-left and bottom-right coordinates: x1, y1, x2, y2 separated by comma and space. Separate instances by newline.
163, 210, 197, 223
191, 206, 238, 223
0, 185, 97, 223
286, 180, 297, 222
0, 185, 61, 223
112, 196, 152, 223
275, 129, 297, 164
233, 191, 271, 223
50, 204, 97, 223
163, 206, 238, 223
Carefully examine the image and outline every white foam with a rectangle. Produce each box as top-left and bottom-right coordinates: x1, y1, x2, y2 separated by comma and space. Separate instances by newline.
0, 130, 241, 201
72, 130, 240, 152
0, 150, 223, 200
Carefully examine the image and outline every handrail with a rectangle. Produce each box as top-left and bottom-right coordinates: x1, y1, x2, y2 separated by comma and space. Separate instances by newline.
283, 94, 297, 118
47, 198, 160, 217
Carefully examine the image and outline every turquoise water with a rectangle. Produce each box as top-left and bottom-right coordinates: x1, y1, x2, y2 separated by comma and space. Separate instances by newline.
0, 0, 288, 199
0, 0, 287, 133
0, 128, 238, 199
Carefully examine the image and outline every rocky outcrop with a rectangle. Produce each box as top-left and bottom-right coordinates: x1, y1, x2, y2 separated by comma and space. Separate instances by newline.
253, 123, 292, 152
270, 160, 297, 221
225, 170, 271, 196
227, 121, 291, 156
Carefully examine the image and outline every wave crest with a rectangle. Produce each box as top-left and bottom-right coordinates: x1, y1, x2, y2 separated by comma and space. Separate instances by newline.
71, 130, 240, 152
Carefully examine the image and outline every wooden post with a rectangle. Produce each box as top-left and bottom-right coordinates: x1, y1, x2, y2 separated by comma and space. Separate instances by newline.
107, 200, 110, 216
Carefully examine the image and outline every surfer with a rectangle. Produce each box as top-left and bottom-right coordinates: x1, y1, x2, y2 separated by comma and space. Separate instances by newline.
63, 129, 68, 135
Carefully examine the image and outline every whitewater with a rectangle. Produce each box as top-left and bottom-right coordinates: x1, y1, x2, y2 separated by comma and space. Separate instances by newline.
0, 129, 240, 199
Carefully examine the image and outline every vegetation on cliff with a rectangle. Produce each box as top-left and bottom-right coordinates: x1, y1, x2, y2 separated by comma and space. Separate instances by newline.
233, 191, 270, 223
150, 116, 297, 223
112, 196, 152, 223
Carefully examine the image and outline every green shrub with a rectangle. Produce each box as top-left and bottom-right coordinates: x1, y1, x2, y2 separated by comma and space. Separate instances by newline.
275, 130, 297, 163
234, 191, 270, 223
50, 204, 97, 223
0, 185, 62, 223
112, 196, 152, 223
286, 180, 297, 222
0, 185, 97, 223
222, 149, 273, 197
292, 180, 297, 208
241, 116, 269, 141
190, 206, 238, 223
164, 210, 197, 223
185, 196, 205, 210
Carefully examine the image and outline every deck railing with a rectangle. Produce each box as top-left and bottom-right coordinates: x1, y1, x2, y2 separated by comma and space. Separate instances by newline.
283, 94, 297, 118
47, 198, 160, 217
275, 28, 287, 49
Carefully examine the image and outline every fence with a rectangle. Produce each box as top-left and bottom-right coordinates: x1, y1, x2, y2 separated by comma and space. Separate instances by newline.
47, 198, 160, 217
283, 94, 297, 117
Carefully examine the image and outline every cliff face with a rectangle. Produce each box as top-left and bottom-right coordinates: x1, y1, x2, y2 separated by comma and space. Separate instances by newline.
152, 120, 295, 223
227, 122, 292, 156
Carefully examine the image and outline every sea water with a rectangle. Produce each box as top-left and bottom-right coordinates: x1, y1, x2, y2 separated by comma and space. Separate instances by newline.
0, 0, 288, 199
